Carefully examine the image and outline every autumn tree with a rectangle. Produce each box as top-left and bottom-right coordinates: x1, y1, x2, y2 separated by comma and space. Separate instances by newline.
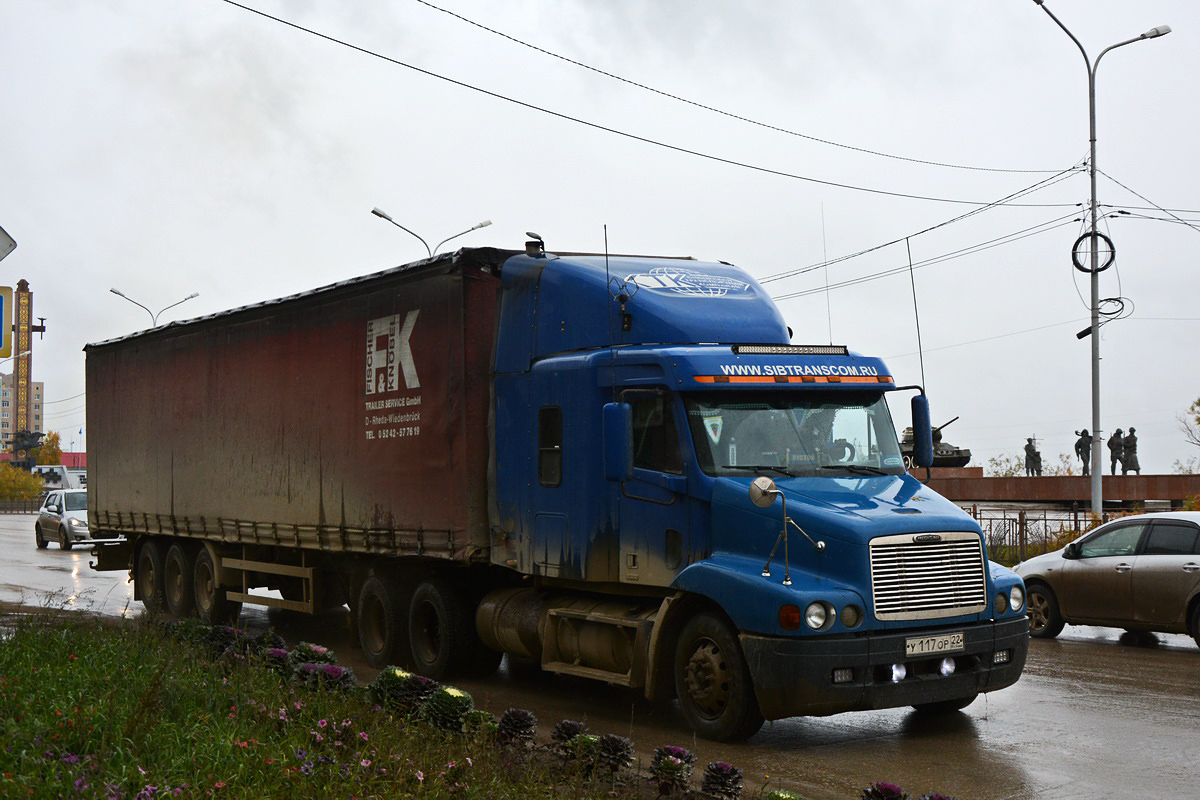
36, 431, 63, 465
0, 462, 45, 501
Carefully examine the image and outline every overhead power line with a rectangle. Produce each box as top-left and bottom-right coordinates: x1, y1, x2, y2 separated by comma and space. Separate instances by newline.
218, 0, 1083, 207
759, 166, 1082, 285
415, 0, 1060, 176
1099, 170, 1200, 237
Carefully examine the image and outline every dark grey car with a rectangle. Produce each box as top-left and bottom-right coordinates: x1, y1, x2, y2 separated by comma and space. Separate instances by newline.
35, 489, 89, 550
1015, 512, 1200, 649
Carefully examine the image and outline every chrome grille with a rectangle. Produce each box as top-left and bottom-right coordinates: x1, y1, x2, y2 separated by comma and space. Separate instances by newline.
869, 532, 987, 620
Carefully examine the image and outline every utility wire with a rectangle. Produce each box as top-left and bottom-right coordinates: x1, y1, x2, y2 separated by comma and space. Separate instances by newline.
218, 0, 1081, 207
773, 215, 1077, 300
1099, 169, 1200, 237
415, 0, 1060, 175
44, 392, 85, 405
760, 166, 1082, 285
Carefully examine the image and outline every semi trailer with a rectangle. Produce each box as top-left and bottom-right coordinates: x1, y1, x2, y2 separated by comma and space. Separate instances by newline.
86, 240, 1028, 740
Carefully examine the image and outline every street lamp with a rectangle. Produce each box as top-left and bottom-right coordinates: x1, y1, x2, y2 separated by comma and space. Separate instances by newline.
371, 208, 492, 257
1033, 1, 1170, 514
109, 288, 200, 327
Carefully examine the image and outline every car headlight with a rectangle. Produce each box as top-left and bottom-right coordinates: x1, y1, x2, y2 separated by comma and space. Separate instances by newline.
1009, 585, 1024, 613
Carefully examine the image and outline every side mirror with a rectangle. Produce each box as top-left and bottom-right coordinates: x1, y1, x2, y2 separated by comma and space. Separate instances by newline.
603, 402, 633, 482
1063, 542, 1079, 559
749, 475, 779, 508
910, 394, 934, 469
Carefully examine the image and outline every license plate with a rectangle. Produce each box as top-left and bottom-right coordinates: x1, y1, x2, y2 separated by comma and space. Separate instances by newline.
905, 632, 965, 657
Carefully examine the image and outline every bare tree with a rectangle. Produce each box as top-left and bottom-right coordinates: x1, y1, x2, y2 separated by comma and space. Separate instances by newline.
1180, 397, 1200, 449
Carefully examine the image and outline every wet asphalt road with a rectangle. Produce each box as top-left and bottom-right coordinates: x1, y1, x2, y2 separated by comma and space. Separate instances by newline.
3, 513, 1199, 799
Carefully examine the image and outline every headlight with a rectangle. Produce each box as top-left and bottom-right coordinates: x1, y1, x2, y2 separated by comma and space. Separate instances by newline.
1009, 585, 1025, 613
804, 602, 828, 630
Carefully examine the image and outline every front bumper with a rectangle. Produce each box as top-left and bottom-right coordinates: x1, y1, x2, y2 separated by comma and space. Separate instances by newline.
740, 617, 1028, 720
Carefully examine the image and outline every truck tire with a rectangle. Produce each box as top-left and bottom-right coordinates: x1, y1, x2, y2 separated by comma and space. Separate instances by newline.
358, 574, 411, 669
164, 543, 196, 618
136, 539, 167, 615
193, 547, 241, 626
409, 577, 500, 680
1026, 581, 1064, 639
673, 612, 764, 741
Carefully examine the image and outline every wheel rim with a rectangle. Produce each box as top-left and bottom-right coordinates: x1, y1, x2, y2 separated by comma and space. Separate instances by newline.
681, 635, 731, 720
361, 592, 386, 655
195, 559, 215, 612
165, 555, 185, 609
412, 599, 441, 666
140, 553, 159, 599
1028, 592, 1050, 633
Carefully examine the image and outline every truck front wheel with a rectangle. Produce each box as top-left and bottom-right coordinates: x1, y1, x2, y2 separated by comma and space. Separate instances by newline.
673, 612, 764, 741
136, 539, 167, 615
358, 575, 410, 670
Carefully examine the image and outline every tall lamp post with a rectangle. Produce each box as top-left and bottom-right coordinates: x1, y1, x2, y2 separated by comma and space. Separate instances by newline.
371, 208, 492, 257
109, 288, 200, 327
1033, 1, 1170, 514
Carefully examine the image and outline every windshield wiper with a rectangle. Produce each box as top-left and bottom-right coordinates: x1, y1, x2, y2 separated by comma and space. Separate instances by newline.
819, 464, 888, 476
724, 465, 796, 477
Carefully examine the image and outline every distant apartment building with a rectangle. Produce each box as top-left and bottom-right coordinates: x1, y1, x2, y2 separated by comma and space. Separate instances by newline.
0, 371, 44, 448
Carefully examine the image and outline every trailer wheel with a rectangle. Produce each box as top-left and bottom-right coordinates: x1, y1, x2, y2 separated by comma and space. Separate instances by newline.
193, 547, 241, 626
673, 612, 764, 741
164, 543, 196, 618
136, 539, 167, 615
357, 575, 410, 669
409, 577, 499, 680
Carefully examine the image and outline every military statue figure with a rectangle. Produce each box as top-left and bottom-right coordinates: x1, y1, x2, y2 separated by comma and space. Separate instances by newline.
1024, 437, 1042, 477
1107, 428, 1124, 476
1074, 429, 1093, 476
1122, 427, 1141, 475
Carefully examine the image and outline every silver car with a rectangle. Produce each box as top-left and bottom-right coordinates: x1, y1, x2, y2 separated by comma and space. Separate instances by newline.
1014, 511, 1200, 649
35, 489, 89, 550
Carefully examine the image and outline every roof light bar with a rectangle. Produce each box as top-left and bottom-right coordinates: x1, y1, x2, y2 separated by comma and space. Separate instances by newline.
733, 344, 849, 356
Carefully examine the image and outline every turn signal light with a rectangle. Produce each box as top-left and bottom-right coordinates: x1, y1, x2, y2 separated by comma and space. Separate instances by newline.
779, 605, 803, 630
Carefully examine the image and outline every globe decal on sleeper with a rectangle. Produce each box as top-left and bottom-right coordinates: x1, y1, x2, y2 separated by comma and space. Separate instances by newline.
624, 267, 751, 297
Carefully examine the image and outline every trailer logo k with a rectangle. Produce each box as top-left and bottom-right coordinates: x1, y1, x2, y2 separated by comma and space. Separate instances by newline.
365, 310, 421, 394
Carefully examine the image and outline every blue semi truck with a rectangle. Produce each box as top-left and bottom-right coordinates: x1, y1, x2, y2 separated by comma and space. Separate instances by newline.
87, 240, 1028, 740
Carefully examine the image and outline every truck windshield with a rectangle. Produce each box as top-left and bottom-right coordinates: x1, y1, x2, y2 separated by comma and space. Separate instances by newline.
683, 390, 906, 477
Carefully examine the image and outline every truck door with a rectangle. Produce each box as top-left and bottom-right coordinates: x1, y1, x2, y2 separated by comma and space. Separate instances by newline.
616, 393, 692, 587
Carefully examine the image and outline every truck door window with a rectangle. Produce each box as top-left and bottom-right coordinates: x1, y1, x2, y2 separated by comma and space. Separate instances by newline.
631, 395, 683, 474
538, 406, 563, 487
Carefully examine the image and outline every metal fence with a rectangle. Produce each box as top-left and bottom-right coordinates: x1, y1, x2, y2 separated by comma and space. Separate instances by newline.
0, 500, 41, 514
963, 505, 1115, 565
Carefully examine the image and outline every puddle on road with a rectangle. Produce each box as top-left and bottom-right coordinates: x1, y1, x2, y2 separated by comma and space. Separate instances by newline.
37, 565, 70, 572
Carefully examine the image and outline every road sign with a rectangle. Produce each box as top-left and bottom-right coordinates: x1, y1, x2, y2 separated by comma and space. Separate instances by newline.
0, 226, 14, 263
0, 286, 10, 357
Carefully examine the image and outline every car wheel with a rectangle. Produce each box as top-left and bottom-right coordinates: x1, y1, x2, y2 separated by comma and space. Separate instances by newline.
59, 526, 73, 551
34, 525, 48, 550
1026, 581, 1064, 639
1190, 603, 1200, 651
673, 611, 765, 741
164, 543, 196, 618
913, 693, 978, 714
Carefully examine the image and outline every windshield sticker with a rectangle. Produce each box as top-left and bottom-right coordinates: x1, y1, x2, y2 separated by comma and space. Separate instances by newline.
625, 267, 750, 297
704, 416, 724, 444
883, 456, 904, 468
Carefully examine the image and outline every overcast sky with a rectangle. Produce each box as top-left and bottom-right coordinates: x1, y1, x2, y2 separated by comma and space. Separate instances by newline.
2, 0, 1197, 476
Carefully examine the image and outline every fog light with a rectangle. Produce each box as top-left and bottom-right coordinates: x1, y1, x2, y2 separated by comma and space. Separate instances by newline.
804, 602, 828, 630
1010, 585, 1025, 613
993, 649, 1011, 665
995, 592, 1009, 614
939, 657, 956, 677
832, 667, 854, 684
890, 663, 907, 683
840, 604, 863, 629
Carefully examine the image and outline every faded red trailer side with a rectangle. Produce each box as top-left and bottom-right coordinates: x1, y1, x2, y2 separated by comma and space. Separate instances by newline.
86, 250, 509, 561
